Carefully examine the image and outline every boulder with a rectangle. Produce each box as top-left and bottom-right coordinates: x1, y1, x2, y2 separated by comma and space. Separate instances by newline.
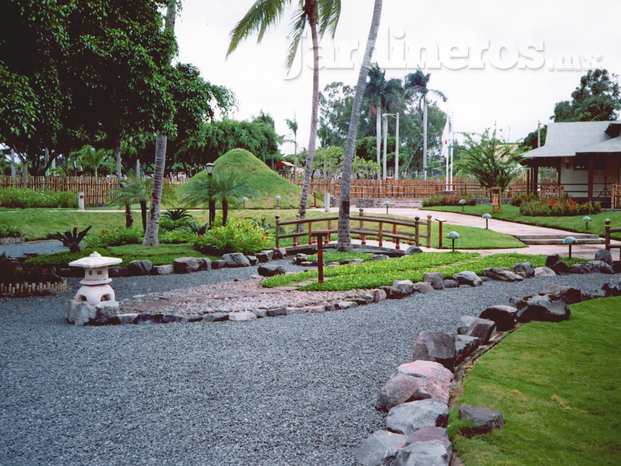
588, 260, 614, 274
68, 300, 119, 326
255, 252, 270, 263
266, 307, 288, 317
108, 266, 130, 278
546, 254, 569, 274
464, 318, 496, 344
595, 249, 613, 265
385, 398, 450, 436
202, 313, 229, 322
569, 261, 613, 275
454, 335, 481, 365
412, 282, 434, 294
513, 262, 535, 278
117, 313, 138, 325
452, 271, 482, 287
443, 279, 459, 289
405, 245, 424, 255
375, 361, 452, 412
539, 284, 582, 304
258, 264, 286, 277
534, 266, 556, 277
211, 260, 226, 269
371, 254, 389, 261
245, 255, 258, 266
342, 258, 365, 265
136, 313, 163, 325
459, 404, 504, 432
228, 311, 257, 322
173, 257, 209, 274
222, 253, 251, 268
411, 331, 456, 371
293, 253, 308, 265
602, 280, 621, 297
582, 289, 607, 301
613, 261, 621, 274
272, 247, 287, 259
355, 430, 407, 466
517, 295, 571, 323
151, 264, 174, 275
373, 289, 388, 303
393, 280, 415, 295
484, 267, 523, 282
479, 305, 519, 331
404, 426, 451, 449
423, 272, 445, 290
260, 250, 274, 261
380, 286, 409, 300
394, 440, 452, 466
128, 260, 152, 276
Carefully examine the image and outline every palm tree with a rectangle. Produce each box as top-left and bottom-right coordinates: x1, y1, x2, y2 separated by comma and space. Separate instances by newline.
227, 0, 341, 221
75, 145, 110, 178
108, 172, 152, 231
285, 116, 299, 179
143, 1, 176, 247
363, 64, 404, 179
182, 170, 257, 226
404, 71, 446, 180
337, 0, 383, 251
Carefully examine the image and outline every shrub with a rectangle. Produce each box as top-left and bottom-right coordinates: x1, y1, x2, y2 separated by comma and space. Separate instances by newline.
85, 227, 143, 248
0, 188, 78, 208
159, 229, 193, 244
193, 220, 270, 255
0, 252, 63, 285
422, 195, 476, 207
0, 225, 22, 238
24, 248, 113, 269
46, 226, 92, 253
519, 197, 601, 216
510, 193, 538, 207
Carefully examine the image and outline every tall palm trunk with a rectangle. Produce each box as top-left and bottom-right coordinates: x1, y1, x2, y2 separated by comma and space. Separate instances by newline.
142, 2, 175, 247
115, 139, 123, 178
423, 96, 428, 180
298, 1, 319, 220
376, 106, 381, 180
337, 0, 383, 251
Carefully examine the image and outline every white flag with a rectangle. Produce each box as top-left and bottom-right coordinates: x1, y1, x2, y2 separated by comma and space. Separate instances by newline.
440, 117, 451, 159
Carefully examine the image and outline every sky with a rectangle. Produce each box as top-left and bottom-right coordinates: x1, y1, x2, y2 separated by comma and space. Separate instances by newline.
174, 0, 620, 155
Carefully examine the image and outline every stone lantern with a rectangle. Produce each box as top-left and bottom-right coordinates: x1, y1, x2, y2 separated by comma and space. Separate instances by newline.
67, 252, 123, 325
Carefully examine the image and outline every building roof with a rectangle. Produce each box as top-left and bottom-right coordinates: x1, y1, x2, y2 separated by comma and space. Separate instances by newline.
526, 121, 621, 158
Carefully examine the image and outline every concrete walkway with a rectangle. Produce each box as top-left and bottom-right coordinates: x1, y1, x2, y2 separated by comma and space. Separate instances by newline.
313, 207, 621, 260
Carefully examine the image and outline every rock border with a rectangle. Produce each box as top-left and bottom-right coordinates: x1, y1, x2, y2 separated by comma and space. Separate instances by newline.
354, 251, 621, 465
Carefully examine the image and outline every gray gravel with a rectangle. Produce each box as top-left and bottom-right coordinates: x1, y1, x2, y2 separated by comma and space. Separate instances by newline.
1, 243, 619, 465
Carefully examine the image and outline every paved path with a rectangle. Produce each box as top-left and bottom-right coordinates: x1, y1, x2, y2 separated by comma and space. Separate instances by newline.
313, 207, 621, 260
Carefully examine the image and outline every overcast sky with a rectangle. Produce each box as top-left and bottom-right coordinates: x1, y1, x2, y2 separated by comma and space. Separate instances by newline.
174, 0, 620, 154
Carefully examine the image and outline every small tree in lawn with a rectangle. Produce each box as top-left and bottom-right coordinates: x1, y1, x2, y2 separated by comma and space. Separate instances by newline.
456, 128, 524, 197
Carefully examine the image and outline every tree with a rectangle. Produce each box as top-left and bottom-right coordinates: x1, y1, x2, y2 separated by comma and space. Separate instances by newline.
285, 116, 299, 179
109, 172, 153, 231
552, 69, 620, 122
337, 0, 383, 251
404, 71, 447, 180
456, 128, 524, 194
363, 64, 404, 178
227, 0, 342, 221
143, 0, 177, 247
73, 145, 111, 178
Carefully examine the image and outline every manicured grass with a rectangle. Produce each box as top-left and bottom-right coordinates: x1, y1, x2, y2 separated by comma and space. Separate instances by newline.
450, 296, 621, 466
425, 205, 621, 239
262, 252, 584, 292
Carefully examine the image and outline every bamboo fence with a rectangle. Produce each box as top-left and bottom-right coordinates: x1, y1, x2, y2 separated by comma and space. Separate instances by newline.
0, 176, 187, 206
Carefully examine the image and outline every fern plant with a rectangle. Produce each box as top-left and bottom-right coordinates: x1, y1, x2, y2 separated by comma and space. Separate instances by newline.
46, 226, 93, 253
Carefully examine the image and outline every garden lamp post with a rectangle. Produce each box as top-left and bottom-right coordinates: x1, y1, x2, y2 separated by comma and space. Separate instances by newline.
205, 162, 215, 227
447, 231, 460, 252
482, 213, 491, 229
459, 198, 467, 213
583, 216, 591, 230
383, 201, 392, 215
275, 195, 281, 208
564, 236, 578, 258
242, 197, 248, 209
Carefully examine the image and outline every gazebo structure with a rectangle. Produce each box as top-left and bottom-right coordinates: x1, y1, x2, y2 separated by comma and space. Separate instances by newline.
523, 121, 621, 207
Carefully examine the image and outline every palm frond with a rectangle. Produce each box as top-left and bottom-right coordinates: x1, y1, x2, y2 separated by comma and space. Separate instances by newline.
286, 5, 307, 70
318, 0, 341, 38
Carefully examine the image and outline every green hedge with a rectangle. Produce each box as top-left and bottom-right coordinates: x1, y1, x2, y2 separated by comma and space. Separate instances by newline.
0, 188, 78, 208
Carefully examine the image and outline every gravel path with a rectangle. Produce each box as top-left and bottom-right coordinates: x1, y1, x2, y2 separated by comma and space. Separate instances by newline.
1, 254, 618, 465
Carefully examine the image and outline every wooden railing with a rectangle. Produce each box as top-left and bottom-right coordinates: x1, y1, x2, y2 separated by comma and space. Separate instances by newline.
274, 210, 433, 250
613, 184, 621, 209
605, 218, 621, 259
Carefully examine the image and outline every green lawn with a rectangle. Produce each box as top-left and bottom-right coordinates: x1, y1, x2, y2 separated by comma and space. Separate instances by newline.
262, 252, 585, 291
450, 297, 621, 466
425, 205, 621, 239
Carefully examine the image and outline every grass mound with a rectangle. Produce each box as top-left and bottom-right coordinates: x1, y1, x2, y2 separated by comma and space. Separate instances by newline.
450, 296, 621, 466
176, 148, 306, 209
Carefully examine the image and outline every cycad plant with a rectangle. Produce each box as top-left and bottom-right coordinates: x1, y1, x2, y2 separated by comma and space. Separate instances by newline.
46, 226, 92, 253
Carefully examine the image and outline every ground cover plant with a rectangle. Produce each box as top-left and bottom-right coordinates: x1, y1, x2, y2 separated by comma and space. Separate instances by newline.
424, 204, 621, 239
449, 296, 621, 466
193, 220, 270, 255
422, 194, 477, 207
0, 225, 22, 238
262, 252, 585, 292
519, 196, 601, 216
